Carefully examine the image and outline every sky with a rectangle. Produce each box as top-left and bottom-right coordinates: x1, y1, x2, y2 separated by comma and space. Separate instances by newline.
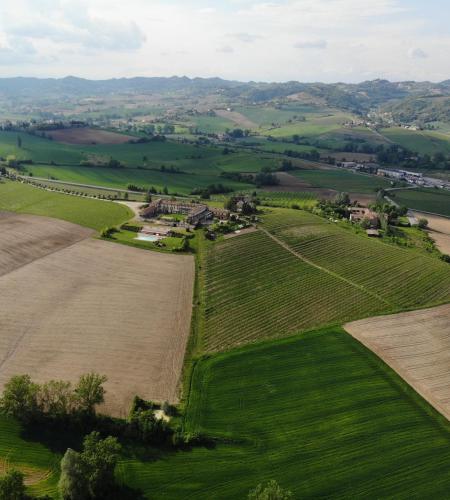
0, 0, 448, 83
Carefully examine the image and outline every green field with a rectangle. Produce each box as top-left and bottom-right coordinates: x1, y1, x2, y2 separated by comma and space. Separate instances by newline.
202, 229, 386, 352
7, 326, 450, 498
0, 180, 132, 230
24, 164, 253, 195
256, 191, 318, 209
292, 168, 391, 193
380, 127, 450, 155
263, 209, 450, 309
200, 208, 450, 351
390, 188, 450, 216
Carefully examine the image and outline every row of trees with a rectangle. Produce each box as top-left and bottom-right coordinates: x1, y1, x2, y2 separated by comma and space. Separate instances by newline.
0, 373, 106, 424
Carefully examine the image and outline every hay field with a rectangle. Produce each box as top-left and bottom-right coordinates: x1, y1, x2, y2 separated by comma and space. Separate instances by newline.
46, 127, 134, 144
0, 214, 195, 417
345, 304, 450, 420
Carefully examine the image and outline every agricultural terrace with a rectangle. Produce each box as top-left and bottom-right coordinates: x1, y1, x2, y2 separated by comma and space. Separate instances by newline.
262, 209, 450, 309
124, 327, 450, 498
0, 214, 195, 418
390, 188, 450, 217
345, 304, 450, 421
201, 208, 450, 352
0, 179, 132, 231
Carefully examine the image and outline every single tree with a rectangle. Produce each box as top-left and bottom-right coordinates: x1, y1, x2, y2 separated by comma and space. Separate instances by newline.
0, 375, 39, 423
58, 448, 89, 500
74, 373, 107, 415
16, 136, 22, 149
82, 432, 121, 498
248, 480, 293, 500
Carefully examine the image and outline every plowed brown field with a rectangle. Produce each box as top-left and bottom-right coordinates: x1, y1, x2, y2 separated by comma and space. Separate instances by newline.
345, 304, 450, 420
0, 214, 195, 417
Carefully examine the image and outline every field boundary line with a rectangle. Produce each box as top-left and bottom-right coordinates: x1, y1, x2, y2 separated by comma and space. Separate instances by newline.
259, 227, 394, 308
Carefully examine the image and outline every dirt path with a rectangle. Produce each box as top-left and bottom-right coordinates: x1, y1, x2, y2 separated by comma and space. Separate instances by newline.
344, 304, 450, 421
116, 201, 144, 219
259, 227, 392, 307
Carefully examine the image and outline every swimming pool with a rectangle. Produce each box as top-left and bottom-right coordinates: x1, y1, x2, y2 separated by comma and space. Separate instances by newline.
135, 233, 162, 242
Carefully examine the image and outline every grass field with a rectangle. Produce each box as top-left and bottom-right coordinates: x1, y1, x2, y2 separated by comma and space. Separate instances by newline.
390, 188, 450, 216
24, 164, 253, 194
292, 168, 391, 193
0, 180, 132, 230
8, 326, 450, 498
380, 127, 450, 155
123, 326, 450, 499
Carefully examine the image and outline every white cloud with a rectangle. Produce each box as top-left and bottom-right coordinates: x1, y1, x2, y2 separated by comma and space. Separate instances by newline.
294, 40, 327, 49
0, 0, 447, 82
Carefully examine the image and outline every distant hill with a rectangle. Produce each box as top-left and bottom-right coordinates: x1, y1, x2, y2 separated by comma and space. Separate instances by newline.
1, 76, 450, 122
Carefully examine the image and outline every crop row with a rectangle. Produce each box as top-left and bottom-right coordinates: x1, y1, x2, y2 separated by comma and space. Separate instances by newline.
202, 231, 387, 352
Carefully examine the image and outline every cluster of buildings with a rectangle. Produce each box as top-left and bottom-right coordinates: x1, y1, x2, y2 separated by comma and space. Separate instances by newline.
338, 161, 450, 190
140, 198, 229, 226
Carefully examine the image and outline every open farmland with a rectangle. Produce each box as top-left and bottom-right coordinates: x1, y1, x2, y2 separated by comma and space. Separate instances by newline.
122, 327, 450, 498
262, 208, 450, 309
201, 208, 450, 352
0, 180, 132, 230
390, 188, 450, 217
291, 168, 391, 194
0, 214, 195, 417
45, 127, 134, 145
345, 304, 450, 420
201, 230, 388, 352
411, 210, 450, 254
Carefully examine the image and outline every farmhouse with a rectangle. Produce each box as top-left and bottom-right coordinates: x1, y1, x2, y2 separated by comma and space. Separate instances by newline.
349, 207, 379, 227
141, 198, 229, 225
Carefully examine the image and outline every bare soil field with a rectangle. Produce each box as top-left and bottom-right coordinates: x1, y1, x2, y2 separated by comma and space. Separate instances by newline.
45, 127, 134, 145
345, 304, 450, 420
0, 212, 93, 277
0, 215, 194, 417
215, 109, 257, 129
266, 172, 337, 198
412, 210, 450, 254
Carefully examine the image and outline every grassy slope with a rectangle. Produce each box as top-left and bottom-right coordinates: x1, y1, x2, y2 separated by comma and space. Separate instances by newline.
381, 127, 450, 155
25, 164, 253, 195
292, 168, 391, 193
201, 208, 450, 351
123, 327, 450, 499
202, 230, 387, 352
390, 188, 450, 217
263, 209, 450, 309
0, 180, 132, 231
